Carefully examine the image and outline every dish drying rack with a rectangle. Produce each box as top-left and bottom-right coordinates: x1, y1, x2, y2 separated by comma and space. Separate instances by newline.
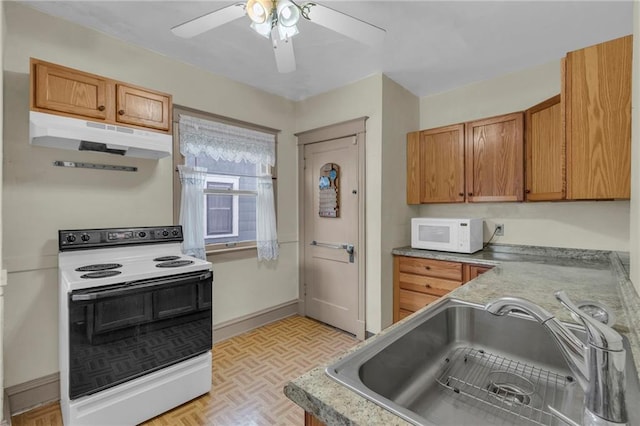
435, 347, 577, 426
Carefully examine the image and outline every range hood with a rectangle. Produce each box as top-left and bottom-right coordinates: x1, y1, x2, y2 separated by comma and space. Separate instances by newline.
29, 111, 172, 159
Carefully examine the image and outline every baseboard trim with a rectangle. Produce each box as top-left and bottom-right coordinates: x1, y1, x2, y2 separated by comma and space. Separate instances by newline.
213, 299, 299, 343
6, 372, 60, 416
3, 391, 11, 425
5, 301, 299, 417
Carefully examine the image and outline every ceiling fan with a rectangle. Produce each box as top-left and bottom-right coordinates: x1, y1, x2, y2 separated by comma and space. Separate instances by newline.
171, 0, 386, 73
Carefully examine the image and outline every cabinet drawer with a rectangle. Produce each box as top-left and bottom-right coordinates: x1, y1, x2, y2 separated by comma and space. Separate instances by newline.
399, 289, 439, 312
398, 272, 462, 296
398, 257, 463, 280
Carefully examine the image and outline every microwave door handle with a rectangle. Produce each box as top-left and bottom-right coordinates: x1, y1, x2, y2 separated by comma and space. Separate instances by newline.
71, 271, 213, 301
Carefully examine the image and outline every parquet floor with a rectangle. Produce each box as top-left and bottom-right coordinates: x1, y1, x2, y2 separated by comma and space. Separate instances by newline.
11, 315, 358, 426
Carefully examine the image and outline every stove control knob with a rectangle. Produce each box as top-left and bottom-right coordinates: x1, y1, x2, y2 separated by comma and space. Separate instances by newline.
138, 231, 147, 238
172, 229, 179, 236
162, 230, 169, 237
81, 234, 90, 242
66, 234, 77, 243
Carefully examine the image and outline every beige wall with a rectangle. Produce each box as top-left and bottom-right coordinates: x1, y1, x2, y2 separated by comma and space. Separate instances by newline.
295, 75, 386, 333
418, 59, 630, 251
3, 3, 298, 387
630, 1, 640, 291
294, 75, 419, 334
380, 76, 419, 329
0, 1, 5, 421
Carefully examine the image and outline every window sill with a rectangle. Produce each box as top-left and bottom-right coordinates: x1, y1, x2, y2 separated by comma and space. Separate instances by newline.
205, 244, 257, 262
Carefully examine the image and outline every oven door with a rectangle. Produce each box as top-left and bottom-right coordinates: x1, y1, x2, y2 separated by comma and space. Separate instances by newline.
67, 270, 213, 399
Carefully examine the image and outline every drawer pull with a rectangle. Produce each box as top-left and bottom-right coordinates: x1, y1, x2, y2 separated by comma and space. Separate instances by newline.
425, 284, 431, 288
97, 105, 105, 111
424, 266, 431, 270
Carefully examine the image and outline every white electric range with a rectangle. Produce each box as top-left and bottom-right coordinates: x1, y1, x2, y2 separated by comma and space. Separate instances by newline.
58, 226, 212, 425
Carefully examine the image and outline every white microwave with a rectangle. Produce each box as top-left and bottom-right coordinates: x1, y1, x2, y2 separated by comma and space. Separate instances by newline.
411, 218, 484, 254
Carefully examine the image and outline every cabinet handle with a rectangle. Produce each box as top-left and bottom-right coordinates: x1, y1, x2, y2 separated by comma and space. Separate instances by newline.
97, 105, 105, 111
425, 284, 431, 288
424, 266, 431, 270
458, 192, 464, 197
525, 189, 531, 194
118, 110, 125, 115
468, 192, 473, 196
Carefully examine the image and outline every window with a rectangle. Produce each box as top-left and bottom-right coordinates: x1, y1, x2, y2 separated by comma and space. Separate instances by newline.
173, 107, 278, 258
205, 177, 238, 239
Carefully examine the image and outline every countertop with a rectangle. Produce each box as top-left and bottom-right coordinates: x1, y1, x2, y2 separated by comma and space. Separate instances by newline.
284, 244, 640, 425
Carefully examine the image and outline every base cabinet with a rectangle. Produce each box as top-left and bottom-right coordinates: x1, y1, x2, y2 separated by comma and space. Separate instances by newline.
305, 412, 326, 426
393, 256, 494, 323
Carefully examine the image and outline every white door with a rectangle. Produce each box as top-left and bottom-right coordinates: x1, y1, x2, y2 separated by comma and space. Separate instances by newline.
304, 136, 361, 336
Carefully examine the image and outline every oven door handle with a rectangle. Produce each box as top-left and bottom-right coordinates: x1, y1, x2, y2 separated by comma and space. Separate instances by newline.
71, 270, 213, 301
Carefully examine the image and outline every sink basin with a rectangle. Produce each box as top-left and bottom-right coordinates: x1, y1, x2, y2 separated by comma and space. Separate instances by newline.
326, 298, 640, 426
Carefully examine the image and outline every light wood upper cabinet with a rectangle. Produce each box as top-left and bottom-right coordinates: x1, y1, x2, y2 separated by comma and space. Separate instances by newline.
33, 61, 112, 121
420, 124, 465, 203
407, 114, 523, 204
116, 84, 171, 131
565, 35, 632, 200
407, 125, 465, 204
465, 112, 524, 202
525, 95, 564, 201
31, 58, 172, 134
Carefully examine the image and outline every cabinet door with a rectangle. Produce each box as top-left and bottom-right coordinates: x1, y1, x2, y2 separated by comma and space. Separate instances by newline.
525, 95, 564, 201
565, 35, 632, 200
116, 84, 171, 131
419, 124, 465, 203
33, 61, 111, 120
406, 131, 421, 204
465, 112, 524, 202
464, 264, 493, 282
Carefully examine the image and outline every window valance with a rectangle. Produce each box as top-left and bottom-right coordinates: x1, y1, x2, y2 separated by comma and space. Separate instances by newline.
179, 114, 276, 167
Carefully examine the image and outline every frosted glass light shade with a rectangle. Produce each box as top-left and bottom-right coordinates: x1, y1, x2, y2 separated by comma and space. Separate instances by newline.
246, 0, 272, 24
276, 1, 300, 27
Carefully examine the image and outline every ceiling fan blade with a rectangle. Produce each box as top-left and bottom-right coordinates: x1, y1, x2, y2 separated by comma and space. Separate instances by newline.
271, 29, 296, 73
171, 3, 246, 38
306, 4, 385, 47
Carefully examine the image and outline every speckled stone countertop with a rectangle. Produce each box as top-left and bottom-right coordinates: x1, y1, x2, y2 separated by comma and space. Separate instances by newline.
284, 244, 640, 426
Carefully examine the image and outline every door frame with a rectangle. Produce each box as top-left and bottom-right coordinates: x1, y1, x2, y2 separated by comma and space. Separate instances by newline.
295, 117, 367, 340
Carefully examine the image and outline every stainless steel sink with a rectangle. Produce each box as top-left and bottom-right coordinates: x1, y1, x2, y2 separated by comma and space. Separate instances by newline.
326, 298, 640, 426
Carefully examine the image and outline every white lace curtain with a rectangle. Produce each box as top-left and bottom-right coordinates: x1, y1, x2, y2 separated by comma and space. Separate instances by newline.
179, 115, 276, 167
177, 165, 207, 260
179, 114, 279, 261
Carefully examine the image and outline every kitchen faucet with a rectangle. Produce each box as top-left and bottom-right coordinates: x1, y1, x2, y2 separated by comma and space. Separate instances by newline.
485, 291, 627, 426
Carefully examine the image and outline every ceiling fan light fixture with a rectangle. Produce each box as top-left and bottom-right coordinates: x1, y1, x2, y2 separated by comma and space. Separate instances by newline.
250, 20, 273, 38
246, 0, 273, 24
277, 22, 299, 41
277, 1, 301, 27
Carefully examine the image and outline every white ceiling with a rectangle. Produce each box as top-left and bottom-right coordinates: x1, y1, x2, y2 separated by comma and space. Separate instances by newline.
18, 1, 634, 101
